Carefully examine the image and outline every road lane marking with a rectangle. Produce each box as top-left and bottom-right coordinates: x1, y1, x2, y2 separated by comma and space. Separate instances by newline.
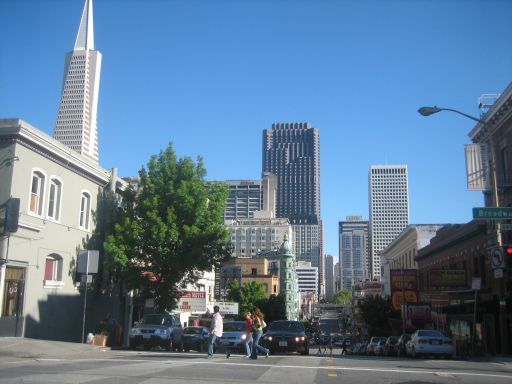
10, 356, 512, 380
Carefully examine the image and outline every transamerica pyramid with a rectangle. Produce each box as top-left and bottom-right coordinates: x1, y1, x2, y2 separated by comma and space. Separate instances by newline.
54, 0, 101, 164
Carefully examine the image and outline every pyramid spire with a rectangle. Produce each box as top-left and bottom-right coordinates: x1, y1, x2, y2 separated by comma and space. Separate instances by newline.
54, 0, 101, 163
74, 0, 94, 50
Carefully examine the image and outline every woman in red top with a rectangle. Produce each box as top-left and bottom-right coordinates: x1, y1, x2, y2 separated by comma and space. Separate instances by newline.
244, 311, 254, 358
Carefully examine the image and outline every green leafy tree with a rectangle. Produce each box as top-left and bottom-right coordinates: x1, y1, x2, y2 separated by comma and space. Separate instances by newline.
226, 280, 266, 318
104, 143, 232, 312
333, 289, 352, 305
357, 295, 399, 336
255, 294, 286, 323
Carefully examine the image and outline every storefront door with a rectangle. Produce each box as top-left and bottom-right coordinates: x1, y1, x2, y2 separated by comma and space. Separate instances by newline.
0, 266, 26, 337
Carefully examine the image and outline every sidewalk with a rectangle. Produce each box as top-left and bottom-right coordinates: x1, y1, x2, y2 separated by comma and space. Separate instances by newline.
0, 337, 117, 361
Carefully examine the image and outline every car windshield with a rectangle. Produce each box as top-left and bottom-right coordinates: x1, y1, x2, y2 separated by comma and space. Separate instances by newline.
267, 321, 304, 332
417, 330, 444, 338
141, 315, 168, 325
184, 327, 203, 335
223, 322, 246, 332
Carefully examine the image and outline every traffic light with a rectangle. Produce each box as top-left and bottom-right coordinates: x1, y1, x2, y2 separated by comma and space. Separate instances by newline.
504, 245, 512, 256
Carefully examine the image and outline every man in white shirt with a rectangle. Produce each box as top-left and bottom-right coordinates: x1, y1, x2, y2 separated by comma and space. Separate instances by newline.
207, 305, 223, 359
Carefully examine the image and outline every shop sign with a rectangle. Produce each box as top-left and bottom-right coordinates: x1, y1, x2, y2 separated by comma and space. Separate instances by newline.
429, 269, 466, 288
214, 302, 239, 315
406, 305, 431, 321
177, 291, 206, 313
390, 269, 418, 291
391, 290, 418, 310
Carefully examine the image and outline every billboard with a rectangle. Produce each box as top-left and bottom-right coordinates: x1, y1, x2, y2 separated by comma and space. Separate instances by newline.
390, 269, 418, 291
177, 291, 207, 313
390, 269, 418, 310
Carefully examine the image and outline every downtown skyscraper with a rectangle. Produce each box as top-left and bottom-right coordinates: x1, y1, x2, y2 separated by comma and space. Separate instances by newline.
368, 165, 410, 280
53, 0, 102, 164
339, 216, 369, 289
262, 122, 323, 296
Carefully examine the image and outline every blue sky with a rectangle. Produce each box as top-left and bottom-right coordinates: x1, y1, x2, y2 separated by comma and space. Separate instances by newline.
1, 0, 511, 258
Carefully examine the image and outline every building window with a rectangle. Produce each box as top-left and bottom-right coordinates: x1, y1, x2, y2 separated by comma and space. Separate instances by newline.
29, 170, 45, 216
79, 191, 91, 230
44, 254, 64, 288
251, 268, 257, 275
47, 178, 63, 221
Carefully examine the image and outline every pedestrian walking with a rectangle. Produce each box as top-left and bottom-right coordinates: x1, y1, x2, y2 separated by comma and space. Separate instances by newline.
327, 333, 333, 356
207, 305, 223, 359
243, 311, 254, 358
251, 306, 269, 359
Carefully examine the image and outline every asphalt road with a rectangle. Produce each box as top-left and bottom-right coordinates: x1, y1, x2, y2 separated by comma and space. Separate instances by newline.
1, 344, 512, 384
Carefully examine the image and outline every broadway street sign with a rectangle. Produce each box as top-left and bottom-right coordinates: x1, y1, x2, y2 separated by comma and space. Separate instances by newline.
473, 207, 512, 220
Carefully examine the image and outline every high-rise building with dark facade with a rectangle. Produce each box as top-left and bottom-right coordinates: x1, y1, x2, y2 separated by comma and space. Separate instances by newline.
339, 216, 369, 289
262, 122, 323, 296
263, 122, 320, 222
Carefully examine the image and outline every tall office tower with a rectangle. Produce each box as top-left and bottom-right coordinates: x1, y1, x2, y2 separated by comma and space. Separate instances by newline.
262, 122, 322, 293
339, 216, 369, 289
368, 165, 410, 280
296, 261, 318, 294
324, 255, 335, 300
54, 0, 102, 164
223, 174, 277, 220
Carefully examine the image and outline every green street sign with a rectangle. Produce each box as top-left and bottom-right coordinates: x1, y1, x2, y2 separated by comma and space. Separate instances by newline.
473, 207, 512, 220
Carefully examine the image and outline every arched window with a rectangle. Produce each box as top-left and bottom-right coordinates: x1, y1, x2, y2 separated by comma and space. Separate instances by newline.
44, 254, 63, 287
47, 177, 63, 221
29, 170, 45, 216
79, 191, 91, 230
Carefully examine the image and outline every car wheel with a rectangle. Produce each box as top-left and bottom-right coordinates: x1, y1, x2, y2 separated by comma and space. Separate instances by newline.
301, 348, 309, 355
166, 339, 173, 352
411, 348, 416, 358
143, 344, 151, 351
129, 340, 137, 350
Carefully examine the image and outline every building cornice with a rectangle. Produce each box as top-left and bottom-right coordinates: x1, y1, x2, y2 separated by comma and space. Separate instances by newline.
0, 118, 110, 186
470, 82, 512, 143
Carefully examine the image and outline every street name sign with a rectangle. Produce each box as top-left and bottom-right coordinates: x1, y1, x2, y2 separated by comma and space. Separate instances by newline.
473, 207, 512, 220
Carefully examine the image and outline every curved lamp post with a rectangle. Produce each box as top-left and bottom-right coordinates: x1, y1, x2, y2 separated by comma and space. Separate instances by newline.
418, 104, 509, 354
418, 106, 484, 124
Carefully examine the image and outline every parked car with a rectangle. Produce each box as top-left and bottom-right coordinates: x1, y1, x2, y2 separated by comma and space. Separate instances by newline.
129, 313, 183, 351
406, 329, 453, 358
182, 326, 209, 352
374, 340, 386, 356
366, 336, 387, 355
261, 320, 309, 355
396, 333, 411, 357
346, 341, 366, 355
218, 321, 248, 353
383, 336, 399, 356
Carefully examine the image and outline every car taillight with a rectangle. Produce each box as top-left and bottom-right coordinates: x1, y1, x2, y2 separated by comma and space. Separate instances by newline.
418, 339, 428, 344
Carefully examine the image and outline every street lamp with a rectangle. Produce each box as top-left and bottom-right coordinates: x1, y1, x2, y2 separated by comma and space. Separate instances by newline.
418, 106, 484, 124
418, 104, 509, 354
417, 105, 499, 229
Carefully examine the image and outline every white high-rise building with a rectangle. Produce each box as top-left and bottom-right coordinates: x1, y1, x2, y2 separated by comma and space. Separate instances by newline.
54, 0, 102, 164
368, 165, 409, 280
296, 261, 318, 293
